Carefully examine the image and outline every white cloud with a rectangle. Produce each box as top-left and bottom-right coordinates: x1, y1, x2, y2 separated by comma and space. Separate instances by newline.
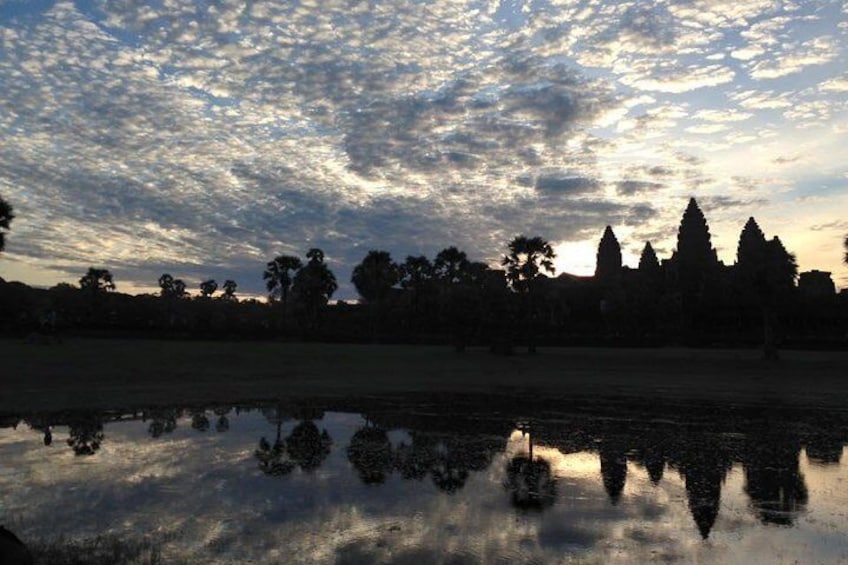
0, 0, 846, 295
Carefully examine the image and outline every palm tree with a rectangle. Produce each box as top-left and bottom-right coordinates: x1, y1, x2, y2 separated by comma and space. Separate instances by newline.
844, 235, 847, 265
199, 279, 218, 298
502, 235, 555, 353
352, 250, 399, 341
291, 248, 338, 337
255, 404, 294, 476
221, 279, 238, 300
263, 255, 302, 312
79, 268, 116, 294
434, 247, 470, 285
399, 255, 435, 334
352, 250, 399, 303
0, 195, 13, 255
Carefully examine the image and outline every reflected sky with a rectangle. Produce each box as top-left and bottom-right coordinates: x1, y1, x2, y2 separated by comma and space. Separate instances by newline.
1, 403, 847, 564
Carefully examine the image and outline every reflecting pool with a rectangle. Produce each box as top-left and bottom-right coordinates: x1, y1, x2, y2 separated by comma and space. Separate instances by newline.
1, 396, 848, 563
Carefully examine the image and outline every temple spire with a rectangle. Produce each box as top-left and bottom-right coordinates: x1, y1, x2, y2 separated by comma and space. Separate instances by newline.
595, 225, 622, 283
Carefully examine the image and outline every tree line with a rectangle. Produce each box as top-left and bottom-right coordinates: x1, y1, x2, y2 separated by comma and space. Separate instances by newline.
1, 194, 847, 350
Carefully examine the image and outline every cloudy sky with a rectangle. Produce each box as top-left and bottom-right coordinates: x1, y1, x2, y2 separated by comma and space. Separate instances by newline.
1, 0, 846, 299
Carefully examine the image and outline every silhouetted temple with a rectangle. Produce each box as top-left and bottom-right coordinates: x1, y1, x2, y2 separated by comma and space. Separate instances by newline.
0, 197, 845, 347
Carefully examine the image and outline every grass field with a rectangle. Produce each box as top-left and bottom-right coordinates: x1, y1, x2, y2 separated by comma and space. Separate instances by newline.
2, 338, 847, 413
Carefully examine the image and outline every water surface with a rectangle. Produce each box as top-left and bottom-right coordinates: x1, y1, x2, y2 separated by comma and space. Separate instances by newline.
1, 396, 847, 563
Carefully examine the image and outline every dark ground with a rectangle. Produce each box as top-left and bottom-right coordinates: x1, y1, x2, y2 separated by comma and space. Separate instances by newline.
2, 338, 847, 414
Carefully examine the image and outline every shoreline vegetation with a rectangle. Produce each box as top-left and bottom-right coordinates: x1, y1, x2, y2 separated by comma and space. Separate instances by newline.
3, 338, 847, 414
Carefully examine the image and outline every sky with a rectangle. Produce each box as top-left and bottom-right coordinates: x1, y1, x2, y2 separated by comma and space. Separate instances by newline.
0, 0, 846, 299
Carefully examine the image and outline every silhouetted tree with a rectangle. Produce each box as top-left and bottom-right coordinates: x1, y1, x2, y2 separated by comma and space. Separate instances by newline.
735, 219, 798, 358
0, 195, 13, 255
199, 279, 218, 298
352, 250, 399, 303
434, 247, 470, 284
502, 235, 555, 353
263, 255, 302, 313
158, 273, 187, 299
79, 268, 116, 294
844, 235, 848, 265
352, 250, 399, 341
399, 255, 435, 333
158, 273, 175, 297
595, 226, 622, 284
221, 279, 238, 300
157, 273, 187, 328
291, 249, 337, 337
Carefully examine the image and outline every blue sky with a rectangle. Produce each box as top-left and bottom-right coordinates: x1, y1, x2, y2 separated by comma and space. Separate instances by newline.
1, 0, 846, 299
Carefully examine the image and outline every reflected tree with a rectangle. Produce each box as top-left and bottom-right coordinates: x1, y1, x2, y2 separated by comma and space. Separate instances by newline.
599, 440, 628, 506
255, 435, 294, 476
286, 420, 332, 472
504, 456, 557, 511
67, 415, 105, 456
146, 408, 178, 438
255, 404, 295, 476
805, 434, 842, 465
213, 407, 230, 433
743, 429, 808, 526
26, 416, 53, 446
347, 424, 394, 485
430, 438, 470, 494
504, 427, 557, 511
190, 409, 210, 432
394, 433, 438, 481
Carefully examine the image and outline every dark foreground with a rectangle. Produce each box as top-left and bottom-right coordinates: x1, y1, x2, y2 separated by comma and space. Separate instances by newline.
2, 338, 847, 414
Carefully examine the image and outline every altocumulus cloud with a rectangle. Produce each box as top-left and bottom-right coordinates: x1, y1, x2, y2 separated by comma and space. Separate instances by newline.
0, 0, 846, 296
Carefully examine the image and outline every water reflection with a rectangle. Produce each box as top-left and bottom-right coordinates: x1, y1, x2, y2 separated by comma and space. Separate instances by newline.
2, 396, 848, 563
